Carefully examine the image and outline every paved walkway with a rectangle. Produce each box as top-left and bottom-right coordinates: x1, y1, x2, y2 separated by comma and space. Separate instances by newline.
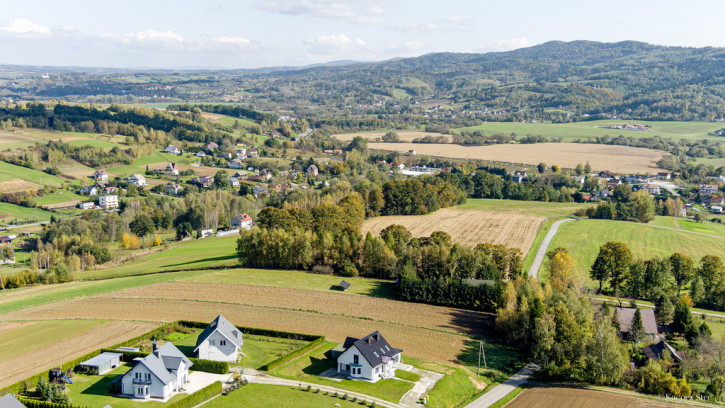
527, 218, 576, 279
464, 362, 539, 408
396, 362, 444, 407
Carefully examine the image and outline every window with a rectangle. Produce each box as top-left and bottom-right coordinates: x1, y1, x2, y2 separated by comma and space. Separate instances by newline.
145, 373, 150, 380
220, 340, 227, 346
210, 340, 215, 346
353, 355, 359, 364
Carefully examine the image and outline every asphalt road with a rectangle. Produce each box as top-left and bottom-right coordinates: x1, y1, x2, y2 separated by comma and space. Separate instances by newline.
527, 218, 576, 279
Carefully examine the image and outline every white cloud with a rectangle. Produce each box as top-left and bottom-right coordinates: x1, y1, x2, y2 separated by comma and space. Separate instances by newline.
493, 37, 532, 51
211, 36, 252, 48
392, 23, 440, 33
0, 19, 51, 36
442, 16, 473, 25
305, 34, 364, 47
258, 0, 385, 24
101, 30, 254, 52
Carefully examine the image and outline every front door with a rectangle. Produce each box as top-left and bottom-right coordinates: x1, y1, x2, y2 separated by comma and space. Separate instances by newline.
346, 364, 350, 372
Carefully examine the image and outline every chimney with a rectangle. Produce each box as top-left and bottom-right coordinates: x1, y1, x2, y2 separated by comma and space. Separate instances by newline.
366, 338, 371, 344
152, 339, 159, 357
374, 333, 379, 341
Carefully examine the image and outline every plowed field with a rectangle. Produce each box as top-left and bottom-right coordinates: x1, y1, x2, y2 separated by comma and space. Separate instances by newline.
506, 386, 687, 408
362, 208, 544, 253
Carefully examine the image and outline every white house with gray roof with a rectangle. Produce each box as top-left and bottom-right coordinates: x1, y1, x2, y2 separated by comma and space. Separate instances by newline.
194, 314, 243, 362
120, 341, 192, 400
336, 331, 402, 382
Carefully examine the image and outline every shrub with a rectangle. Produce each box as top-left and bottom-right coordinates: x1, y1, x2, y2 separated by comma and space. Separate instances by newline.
340, 265, 358, 277
189, 358, 228, 374
311, 264, 334, 275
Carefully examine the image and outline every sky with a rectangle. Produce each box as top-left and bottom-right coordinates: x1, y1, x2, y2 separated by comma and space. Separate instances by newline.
1, 0, 725, 69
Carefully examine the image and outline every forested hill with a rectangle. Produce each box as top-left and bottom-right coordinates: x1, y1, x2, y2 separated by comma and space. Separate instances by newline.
3, 41, 725, 120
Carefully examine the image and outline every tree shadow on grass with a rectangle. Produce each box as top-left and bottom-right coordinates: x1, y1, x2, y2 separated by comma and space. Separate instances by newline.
162, 254, 237, 268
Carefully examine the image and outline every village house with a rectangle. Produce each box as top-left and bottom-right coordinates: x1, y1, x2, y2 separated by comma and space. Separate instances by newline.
165, 184, 183, 195
195, 151, 206, 158
708, 196, 725, 206
127, 174, 146, 188
615, 308, 659, 342
191, 176, 213, 188
247, 149, 259, 158
235, 148, 247, 156
259, 168, 273, 181
99, 195, 119, 209
164, 145, 181, 155
657, 172, 671, 180
194, 314, 243, 362
642, 183, 661, 195
93, 170, 109, 181
642, 340, 681, 363
231, 214, 253, 229
253, 185, 268, 197
104, 186, 117, 194
230, 178, 240, 188
306, 164, 319, 176
335, 331, 402, 382
218, 152, 233, 160
165, 163, 179, 176
78, 202, 95, 210
700, 184, 719, 195
120, 341, 192, 400
229, 158, 243, 169
607, 178, 623, 187
79, 185, 99, 195
0, 235, 16, 244
512, 170, 527, 183
206, 142, 218, 152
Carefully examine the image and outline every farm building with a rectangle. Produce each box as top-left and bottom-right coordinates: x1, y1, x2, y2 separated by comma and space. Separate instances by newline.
194, 314, 243, 362
79, 352, 122, 375
336, 331, 402, 382
615, 308, 659, 341
215, 228, 240, 237
120, 341, 191, 400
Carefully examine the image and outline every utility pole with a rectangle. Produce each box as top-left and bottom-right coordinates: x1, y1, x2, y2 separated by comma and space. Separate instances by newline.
477, 341, 487, 375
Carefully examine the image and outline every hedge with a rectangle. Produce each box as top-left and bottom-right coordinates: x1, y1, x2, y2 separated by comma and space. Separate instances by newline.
177, 320, 320, 342
188, 358, 228, 374
397, 277, 501, 312
166, 381, 222, 408
262, 335, 326, 371
17, 399, 77, 408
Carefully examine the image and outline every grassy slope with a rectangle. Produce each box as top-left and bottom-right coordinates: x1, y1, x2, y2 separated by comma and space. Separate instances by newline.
454, 119, 722, 142
202, 383, 364, 408
456, 198, 588, 219
0, 319, 106, 361
547, 218, 725, 285
0, 162, 64, 187
34, 191, 86, 206
0, 202, 54, 222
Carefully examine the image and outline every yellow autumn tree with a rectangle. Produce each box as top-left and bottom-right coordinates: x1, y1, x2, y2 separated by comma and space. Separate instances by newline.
549, 252, 575, 292
153, 235, 162, 246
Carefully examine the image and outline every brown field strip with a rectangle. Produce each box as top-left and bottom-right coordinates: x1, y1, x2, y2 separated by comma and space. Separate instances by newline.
506, 386, 687, 408
0, 321, 33, 335
367, 142, 666, 174
0, 132, 35, 143
362, 208, 544, 253
0, 180, 42, 193
0, 320, 158, 388
2, 297, 476, 367
333, 131, 452, 143
109, 281, 488, 337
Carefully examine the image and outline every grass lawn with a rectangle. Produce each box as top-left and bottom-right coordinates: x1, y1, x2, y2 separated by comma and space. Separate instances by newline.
650, 216, 725, 238
547, 218, 725, 286
78, 236, 240, 279
59, 365, 187, 408
66, 138, 119, 148
0, 202, 54, 222
405, 356, 483, 408
456, 198, 588, 219
201, 383, 366, 408
180, 268, 396, 299
395, 370, 420, 382
34, 191, 86, 206
0, 319, 107, 361
454, 119, 723, 142
0, 161, 65, 187
271, 342, 413, 403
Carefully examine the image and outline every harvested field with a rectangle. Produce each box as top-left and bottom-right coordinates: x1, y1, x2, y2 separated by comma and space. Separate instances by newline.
0, 131, 34, 143
505, 386, 685, 408
362, 208, 544, 253
42, 200, 80, 209
367, 142, 666, 174
0, 320, 158, 388
333, 131, 451, 143
2, 297, 476, 367
109, 281, 488, 337
0, 180, 42, 193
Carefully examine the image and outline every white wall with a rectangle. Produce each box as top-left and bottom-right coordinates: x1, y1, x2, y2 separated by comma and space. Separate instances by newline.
121, 363, 174, 399
197, 331, 239, 362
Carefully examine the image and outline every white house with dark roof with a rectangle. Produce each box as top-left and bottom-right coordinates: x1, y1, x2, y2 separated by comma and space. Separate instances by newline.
120, 341, 192, 400
336, 331, 402, 382
164, 145, 181, 155
194, 314, 243, 362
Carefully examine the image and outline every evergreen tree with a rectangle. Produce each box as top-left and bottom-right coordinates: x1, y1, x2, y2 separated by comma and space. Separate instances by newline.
654, 295, 675, 325
630, 309, 645, 341
672, 298, 693, 334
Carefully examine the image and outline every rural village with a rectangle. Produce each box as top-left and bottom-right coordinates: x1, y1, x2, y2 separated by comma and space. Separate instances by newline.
1, 4, 725, 408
